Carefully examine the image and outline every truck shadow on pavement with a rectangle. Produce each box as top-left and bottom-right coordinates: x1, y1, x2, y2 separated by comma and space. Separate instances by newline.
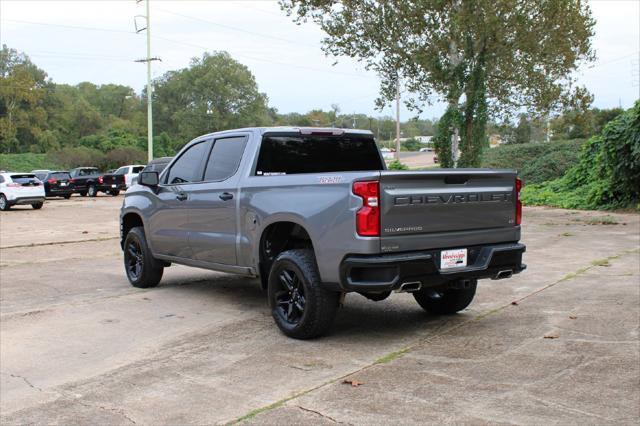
156, 273, 455, 340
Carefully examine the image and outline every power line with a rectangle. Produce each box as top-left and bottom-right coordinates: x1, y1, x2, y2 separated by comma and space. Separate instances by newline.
4, 18, 374, 80
156, 8, 318, 48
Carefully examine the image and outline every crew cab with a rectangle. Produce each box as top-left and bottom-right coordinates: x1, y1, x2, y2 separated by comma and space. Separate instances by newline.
0, 173, 45, 210
120, 127, 526, 339
69, 167, 125, 197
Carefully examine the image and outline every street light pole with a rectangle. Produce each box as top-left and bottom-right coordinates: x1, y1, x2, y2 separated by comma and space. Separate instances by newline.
395, 79, 401, 161
145, 0, 153, 162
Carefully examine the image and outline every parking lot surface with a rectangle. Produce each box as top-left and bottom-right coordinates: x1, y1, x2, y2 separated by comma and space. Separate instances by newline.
1, 196, 638, 425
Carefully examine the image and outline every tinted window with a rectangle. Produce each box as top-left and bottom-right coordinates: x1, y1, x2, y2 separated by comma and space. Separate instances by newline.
35, 173, 47, 181
132, 166, 144, 173
50, 172, 71, 180
115, 167, 128, 175
166, 141, 211, 184
0, 176, 4, 184
255, 135, 383, 175
79, 168, 98, 176
10, 174, 38, 184
203, 137, 247, 181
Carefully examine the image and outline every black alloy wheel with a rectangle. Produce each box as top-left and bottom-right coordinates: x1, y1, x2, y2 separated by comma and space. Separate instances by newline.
274, 268, 306, 326
125, 239, 144, 281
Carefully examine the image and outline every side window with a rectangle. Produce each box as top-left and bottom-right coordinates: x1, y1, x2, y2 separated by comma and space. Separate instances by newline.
132, 166, 144, 173
203, 137, 247, 182
0, 176, 4, 184
115, 167, 128, 175
165, 140, 211, 184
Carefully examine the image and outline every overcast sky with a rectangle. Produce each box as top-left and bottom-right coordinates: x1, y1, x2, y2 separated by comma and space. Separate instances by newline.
1, 0, 638, 119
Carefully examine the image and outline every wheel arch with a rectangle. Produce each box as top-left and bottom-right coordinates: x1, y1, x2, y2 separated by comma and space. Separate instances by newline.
257, 219, 316, 290
121, 210, 145, 249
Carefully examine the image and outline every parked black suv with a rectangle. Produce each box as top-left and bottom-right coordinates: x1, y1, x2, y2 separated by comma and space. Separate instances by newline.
33, 171, 74, 199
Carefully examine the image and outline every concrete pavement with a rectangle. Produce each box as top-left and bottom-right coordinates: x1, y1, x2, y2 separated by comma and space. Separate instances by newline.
0, 196, 638, 425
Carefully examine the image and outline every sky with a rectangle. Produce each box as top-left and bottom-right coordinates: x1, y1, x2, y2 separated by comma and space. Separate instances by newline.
1, 0, 639, 120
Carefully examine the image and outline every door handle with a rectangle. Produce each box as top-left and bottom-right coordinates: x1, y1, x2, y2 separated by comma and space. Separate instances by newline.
219, 192, 233, 201
176, 192, 188, 201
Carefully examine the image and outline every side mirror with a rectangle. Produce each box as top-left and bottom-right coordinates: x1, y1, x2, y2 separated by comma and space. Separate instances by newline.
139, 171, 159, 187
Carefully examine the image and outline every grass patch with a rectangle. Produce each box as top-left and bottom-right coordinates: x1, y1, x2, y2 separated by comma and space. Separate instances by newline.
591, 258, 611, 267
375, 348, 409, 364
584, 216, 619, 225
0, 153, 61, 172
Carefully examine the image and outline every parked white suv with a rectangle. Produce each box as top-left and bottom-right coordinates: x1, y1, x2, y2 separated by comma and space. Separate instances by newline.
0, 173, 46, 211
113, 165, 145, 188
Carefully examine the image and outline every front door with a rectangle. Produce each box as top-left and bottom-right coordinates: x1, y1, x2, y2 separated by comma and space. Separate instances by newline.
188, 135, 248, 265
147, 139, 211, 258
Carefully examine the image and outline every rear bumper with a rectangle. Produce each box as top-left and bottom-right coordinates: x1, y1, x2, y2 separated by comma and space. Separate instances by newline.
46, 188, 74, 197
8, 196, 45, 206
98, 183, 126, 192
339, 242, 526, 292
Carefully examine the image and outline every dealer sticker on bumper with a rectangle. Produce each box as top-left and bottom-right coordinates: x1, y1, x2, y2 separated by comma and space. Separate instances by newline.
441, 248, 468, 269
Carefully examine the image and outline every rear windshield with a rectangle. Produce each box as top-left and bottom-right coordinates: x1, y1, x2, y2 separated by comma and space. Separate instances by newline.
50, 172, 70, 180
255, 135, 384, 175
10, 174, 37, 183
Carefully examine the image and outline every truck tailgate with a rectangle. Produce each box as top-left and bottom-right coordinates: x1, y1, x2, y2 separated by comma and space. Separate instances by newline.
379, 170, 519, 252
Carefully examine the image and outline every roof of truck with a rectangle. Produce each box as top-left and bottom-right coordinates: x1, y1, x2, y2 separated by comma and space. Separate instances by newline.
198, 127, 374, 139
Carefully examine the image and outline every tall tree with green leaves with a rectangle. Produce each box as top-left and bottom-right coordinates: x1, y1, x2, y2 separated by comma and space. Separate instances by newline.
152, 52, 272, 144
280, 0, 596, 167
0, 45, 50, 153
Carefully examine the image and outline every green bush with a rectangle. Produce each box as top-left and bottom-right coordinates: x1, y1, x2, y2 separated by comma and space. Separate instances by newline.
0, 153, 62, 172
401, 138, 422, 151
387, 160, 409, 170
47, 146, 105, 170
481, 139, 585, 184
522, 101, 640, 210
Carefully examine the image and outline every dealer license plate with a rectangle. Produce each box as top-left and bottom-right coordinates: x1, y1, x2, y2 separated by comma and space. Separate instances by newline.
440, 248, 468, 269
60, 182, 67, 187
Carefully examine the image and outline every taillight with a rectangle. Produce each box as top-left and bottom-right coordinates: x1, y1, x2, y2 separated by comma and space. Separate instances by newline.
353, 180, 380, 237
47, 179, 57, 184
515, 178, 523, 225
98, 176, 103, 184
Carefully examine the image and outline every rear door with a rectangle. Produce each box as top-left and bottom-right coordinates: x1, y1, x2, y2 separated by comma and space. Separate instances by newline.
379, 170, 518, 252
188, 135, 248, 265
47, 172, 72, 192
9, 174, 44, 198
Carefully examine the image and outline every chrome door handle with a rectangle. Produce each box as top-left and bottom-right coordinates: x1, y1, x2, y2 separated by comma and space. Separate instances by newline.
219, 192, 233, 201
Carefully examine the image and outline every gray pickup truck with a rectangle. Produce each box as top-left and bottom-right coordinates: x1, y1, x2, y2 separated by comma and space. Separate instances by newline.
120, 127, 525, 339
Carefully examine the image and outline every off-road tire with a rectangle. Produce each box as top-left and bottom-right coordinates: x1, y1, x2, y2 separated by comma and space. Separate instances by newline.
0, 194, 9, 211
79, 191, 87, 197
31, 202, 44, 210
123, 226, 163, 288
268, 249, 340, 339
88, 185, 97, 197
413, 280, 477, 315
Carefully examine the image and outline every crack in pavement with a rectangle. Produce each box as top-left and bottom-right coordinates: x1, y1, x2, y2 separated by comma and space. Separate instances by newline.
229, 246, 640, 424
8, 373, 44, 393
1, 236, 119, 250
296, 405, 352, 425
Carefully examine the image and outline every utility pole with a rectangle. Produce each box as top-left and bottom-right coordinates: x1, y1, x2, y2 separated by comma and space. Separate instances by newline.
395, 79, 401, 161
135, 0, 160, 162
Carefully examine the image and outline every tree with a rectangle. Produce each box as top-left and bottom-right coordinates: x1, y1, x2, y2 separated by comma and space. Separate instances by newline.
152, 52, 272, 143
281, 0, 595, 167
0, 45, 49, 152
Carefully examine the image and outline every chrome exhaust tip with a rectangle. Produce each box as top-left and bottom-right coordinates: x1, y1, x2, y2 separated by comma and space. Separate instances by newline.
494, 270, 513, 280
396, 281, 422, 293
